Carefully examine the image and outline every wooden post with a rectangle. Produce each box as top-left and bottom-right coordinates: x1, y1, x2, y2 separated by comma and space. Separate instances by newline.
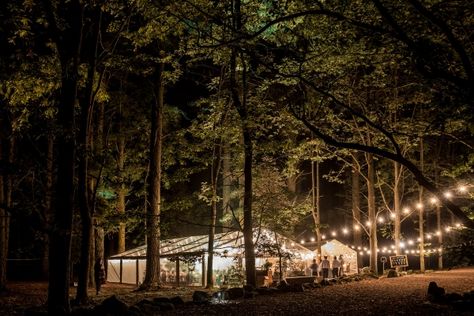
119, 259, 123, 284
175, 259, 180, 287
136, 259, 139, 285
201, 254, 206, 287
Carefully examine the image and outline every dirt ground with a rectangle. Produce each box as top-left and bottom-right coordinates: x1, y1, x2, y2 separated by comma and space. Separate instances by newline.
1, 267, 474, 315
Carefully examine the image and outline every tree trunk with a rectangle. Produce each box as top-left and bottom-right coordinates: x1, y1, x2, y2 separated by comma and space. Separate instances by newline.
433, 159, 443, 270
366, 152, 378, 274
418, 138, 425, 272
221, 145, 231, 232
207, 140, 222, 288
117, 121, 126, 254
140, 63, 164, 289
95, 102, 105, 263
351, 155, 362, 248
42, 134, 54, 279
0, 137, 8, 292
76, 7, 101, 302
394, 161, 402, 256
311, 160, 322, 256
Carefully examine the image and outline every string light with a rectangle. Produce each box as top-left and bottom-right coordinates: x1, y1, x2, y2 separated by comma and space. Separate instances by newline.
365, 220, 371, 227
416, 202, 423, 209
310, 237, 315, 242
444, 191, 452, 198
403, 208, 410, 214
390, 213, 396, 219
429, 197, 438, 204
331, 231, 337, 237
342, 228, 349, 234
378, 217, 385, 223
458, 185, 467, 193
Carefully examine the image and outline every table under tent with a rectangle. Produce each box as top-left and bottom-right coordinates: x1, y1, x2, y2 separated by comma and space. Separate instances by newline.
320, 239, 358, 277
107, 229, 315, 287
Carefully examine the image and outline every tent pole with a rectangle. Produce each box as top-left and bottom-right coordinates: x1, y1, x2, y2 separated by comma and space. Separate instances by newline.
136, 259, 139, 285
176, 259, 180, 287
202, 253, 206, 287
119, 259, 123, 284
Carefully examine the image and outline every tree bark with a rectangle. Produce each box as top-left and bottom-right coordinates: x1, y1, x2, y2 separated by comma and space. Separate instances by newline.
94, 102, 105, 264
230, 0, 256, 287
206, 143, 221, 288
366, 152, 378, 274
0, 136, 9, 292
140, 63, 164, 289
394, 161, 402, 256
76, 6, 101, 302
221, 145, 231, 232
43, 0, 82, 312
311, 160, 322, 256
117, 117, 126, 254
351, 155, 362, 248
418, 138, 425, 272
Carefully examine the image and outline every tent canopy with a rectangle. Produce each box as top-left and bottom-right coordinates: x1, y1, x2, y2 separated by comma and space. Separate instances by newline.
110, 229, 313, 260
321, 239, 358, 274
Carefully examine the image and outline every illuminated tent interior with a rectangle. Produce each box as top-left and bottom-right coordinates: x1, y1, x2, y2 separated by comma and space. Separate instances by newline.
320, 239, 358, 276
106, 229, 315, 286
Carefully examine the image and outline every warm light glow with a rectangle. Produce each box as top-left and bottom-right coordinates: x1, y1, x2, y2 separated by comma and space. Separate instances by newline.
411, 250, 415, 254
300, 240, 305, 244
435, 231, 441, 236
416, 202, 423, 209
331, 231, 337, 237
416, 250, 420, 254
342, 228, 349, 234
365, 220, 371, 227
322, 234, 326, 239
363, 247, 367, 251
438, 248, 442, 252
408, 240, 414, 245
367, 250, 371, 254
426, 234, 432, 239
359, 251, 363, 255
357, 246, 361, 250
455, 223, 461, 228
291, 242, 295, 246
445, 227, 451, 232
378, 217, 385, 223
391, 245, 395, 249
444, 191, 452, 198
390, 213, 396, 219
458, 185, 467, 193
429, 197, 438, 204
405, 250, 409, 254
400, 242, 405, 249
354, 225, 360, 231
403, 208, 410, 214
417, 237, 421, 242
310, 237, 315, 242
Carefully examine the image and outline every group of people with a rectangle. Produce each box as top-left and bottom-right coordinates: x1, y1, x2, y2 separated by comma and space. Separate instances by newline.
310, 255, 344, 279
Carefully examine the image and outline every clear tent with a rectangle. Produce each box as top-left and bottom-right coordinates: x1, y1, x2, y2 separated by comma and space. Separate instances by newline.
107, 229, 315, 286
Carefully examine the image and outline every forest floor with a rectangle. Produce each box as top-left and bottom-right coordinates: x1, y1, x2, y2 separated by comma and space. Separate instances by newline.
1, 267, 474, 315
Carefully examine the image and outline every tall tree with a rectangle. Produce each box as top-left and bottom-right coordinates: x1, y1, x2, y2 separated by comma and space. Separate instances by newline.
140, 62, 164, 290
41, 0, 82, 312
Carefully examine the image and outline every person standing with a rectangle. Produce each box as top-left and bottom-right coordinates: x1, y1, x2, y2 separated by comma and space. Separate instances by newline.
310, 259, 319, 277
321, 256, 330, 279
339, 254, 345, 276
332, 256, 341, 278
